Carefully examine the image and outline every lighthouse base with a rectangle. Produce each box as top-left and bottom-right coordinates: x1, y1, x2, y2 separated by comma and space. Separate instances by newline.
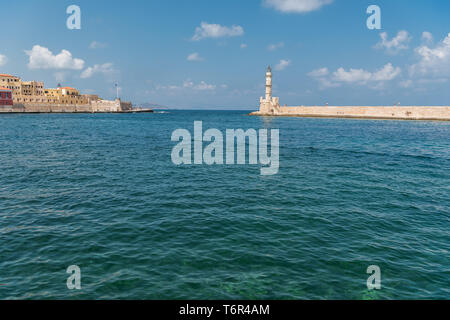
256, 96, 281, 115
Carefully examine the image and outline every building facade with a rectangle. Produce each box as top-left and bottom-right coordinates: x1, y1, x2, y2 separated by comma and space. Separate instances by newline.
0, 73, 133, 113
40, 87, 89, 105
0, 74, 21, 95
0, 87, 13, 106
20, 81, 44, 96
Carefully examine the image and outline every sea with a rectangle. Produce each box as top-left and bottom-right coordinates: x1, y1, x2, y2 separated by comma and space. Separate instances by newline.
0, 110, 448, 300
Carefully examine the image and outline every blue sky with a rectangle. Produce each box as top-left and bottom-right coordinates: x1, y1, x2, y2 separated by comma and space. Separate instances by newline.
2, 0, 450, 108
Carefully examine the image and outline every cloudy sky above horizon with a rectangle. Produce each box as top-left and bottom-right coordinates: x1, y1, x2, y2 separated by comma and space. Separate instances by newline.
2, 0, 450, 108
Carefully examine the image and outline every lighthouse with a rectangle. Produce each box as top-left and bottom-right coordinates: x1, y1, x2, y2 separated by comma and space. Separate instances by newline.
259, 66, 280, 114
265, 66, 272, 101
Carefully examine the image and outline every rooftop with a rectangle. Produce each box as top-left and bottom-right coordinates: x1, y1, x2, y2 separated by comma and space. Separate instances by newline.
0, 74, 19, 78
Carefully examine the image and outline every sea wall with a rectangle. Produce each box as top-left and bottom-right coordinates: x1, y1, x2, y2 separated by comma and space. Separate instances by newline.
251, 106, 450, 121
14, 103, 91, 113
0, 99, 133, 113
90, 99, 133, 112
91, 100, 120, 113
0, 104, 26, 113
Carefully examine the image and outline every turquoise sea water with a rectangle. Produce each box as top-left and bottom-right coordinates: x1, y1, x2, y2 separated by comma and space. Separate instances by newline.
0, 111, 449, 300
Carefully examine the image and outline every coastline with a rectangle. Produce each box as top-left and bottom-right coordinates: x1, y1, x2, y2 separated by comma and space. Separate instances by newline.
0, 109, 154, 114
0, 100, 151, 114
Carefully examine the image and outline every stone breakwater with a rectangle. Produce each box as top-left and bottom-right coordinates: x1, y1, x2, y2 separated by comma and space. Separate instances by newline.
250, 106, 450, 121
0, 99, 133, 114
253, 67, 450, 121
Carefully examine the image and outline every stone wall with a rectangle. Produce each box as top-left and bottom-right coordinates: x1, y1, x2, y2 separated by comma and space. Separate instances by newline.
91, 99, 120, 112
0, 98, 134, 113
252, 106, 450, 121
91, 99, 132, 112
19, 103, 92, 113
0, 104, 26, 113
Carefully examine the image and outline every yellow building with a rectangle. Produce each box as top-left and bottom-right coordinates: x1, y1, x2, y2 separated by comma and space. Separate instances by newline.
1, 74, 47, 103
0, 74, 21, 95
44, 88, 62, 97
1, 73, 120, 110
61, 87, 79, 96
42, 87, 88, 105
20, 81, 44, 96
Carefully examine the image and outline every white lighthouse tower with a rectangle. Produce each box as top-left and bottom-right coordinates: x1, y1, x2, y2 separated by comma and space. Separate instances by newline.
265, 66, 272, 101
259, 66, 280, 114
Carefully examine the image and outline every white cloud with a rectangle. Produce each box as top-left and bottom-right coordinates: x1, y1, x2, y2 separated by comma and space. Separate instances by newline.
333, 68, 372, 83
0, 54, 7, 67
26, 45, 85, 70
309, 63, 401, 88
240, 43, 248, 49
409, 33, 450, 77
371, 63, 402, 81
157, 80, 217, 91
81, 63, 116, 79
268, 42, 284, 51
375, 31, 411, 54
183, 80, 216, 91
194, 81, 216, 91
421, 32, 433, 43
156, 84, 180, 91
187, 52, 204, 61
263, 0, 333, 13
89, 41, 107, 49
307, 67, 329, 77
192, 22, 244, 41
307, 68, 338, 88
274, 59, 291, 71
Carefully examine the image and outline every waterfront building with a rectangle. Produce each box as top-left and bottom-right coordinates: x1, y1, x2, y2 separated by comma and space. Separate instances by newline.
0, 74, 21, 95
42, 87, 89, 105
0, 72, 133, 113
44, 88, 62, 98
19, 81, 44, 96
83, 94, 100, 102
0, 75, 43, 97
0, 87, 13, 106
61, 87, 79, 96
1, 74, 46, 103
